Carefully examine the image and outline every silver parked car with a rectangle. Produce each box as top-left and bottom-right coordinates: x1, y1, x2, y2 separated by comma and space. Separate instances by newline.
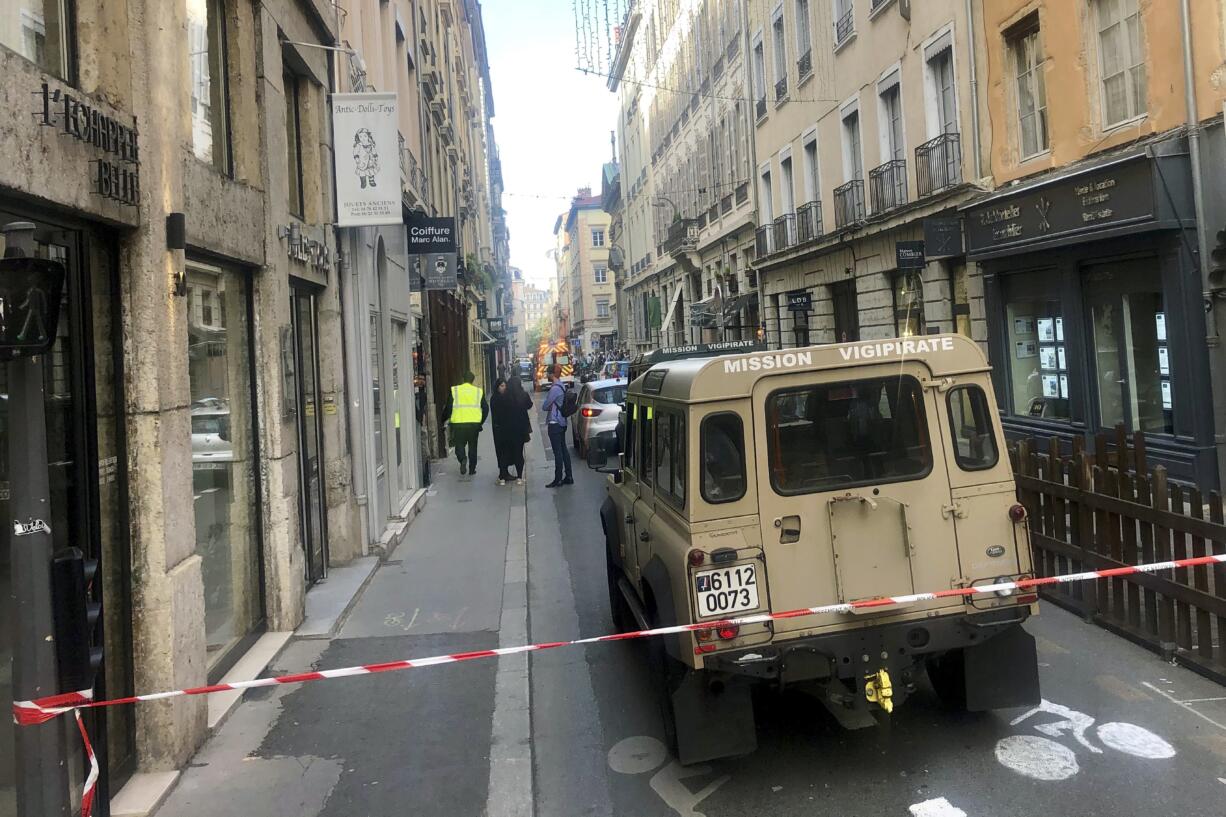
571, 377, 627, 458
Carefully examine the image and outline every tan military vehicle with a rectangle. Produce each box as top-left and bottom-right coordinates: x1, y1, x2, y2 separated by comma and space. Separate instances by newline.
589, 334, 1041, 764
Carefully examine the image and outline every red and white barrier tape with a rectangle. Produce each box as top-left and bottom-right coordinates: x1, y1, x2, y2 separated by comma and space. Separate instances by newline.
14, 551, 1226, 816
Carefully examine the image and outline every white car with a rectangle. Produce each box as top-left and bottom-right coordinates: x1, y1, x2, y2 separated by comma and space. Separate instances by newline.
571, 378, 627, 457
191, 399, 233, 464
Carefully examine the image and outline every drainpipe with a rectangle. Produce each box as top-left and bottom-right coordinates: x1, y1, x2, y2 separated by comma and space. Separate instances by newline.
964, 0, 982, 180
1180, 0, 1226, 489
741, 0, 767, 347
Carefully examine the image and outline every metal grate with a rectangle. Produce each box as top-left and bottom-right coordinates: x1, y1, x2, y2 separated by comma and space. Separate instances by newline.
796, 200, 823, 244
835, 9, 855, 45
868, 159, 908, 213
916, 132, 963, 198
833, 180, 866, 228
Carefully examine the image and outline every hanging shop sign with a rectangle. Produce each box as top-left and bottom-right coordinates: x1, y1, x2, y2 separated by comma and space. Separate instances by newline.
406, 215, 456, 254
332, 92, 401, 227
422, 252, 457, 290
786, 290, 812, 312
923, 218, 963, 259
896, 240, 926, 270
35, 83, 140, 206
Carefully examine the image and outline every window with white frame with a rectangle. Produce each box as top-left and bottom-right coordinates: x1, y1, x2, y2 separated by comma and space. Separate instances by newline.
772, 7, 787, 99
842, 106, 864, 182
924, 33, 958, 136
596, 300, 611, 319
878, 70, 904, 161
780, 155, 795, 215
753, 38, 767, 110
1009, 14, 1049, 158
834, 0, 855, 45
802, 135, 820, 203
1094, 0, 1147, 127
592, 228, 606, 247
594, 265, 608, 284
760, 167, 774, 221
795, 0, 812, 70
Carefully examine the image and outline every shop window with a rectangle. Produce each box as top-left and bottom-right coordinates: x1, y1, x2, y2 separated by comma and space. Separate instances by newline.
285, 71, 305, 217
3, 1, 71, 80
792, 310, 810, 348
189, 0, 232, 175
1004, 295, 1070, 420
1086, 280, 1171, 434
1094, 0, 1147, 127
186, 261, 262, 669
765, 376, 933, 495
701, 413, 746, 503
947, 386, 999, 471
893, 271, 925, 337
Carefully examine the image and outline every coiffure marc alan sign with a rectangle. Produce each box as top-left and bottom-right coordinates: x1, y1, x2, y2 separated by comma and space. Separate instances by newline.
332, 92, 401, 227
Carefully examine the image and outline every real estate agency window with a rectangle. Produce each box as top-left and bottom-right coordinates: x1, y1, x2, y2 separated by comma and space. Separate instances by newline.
285, 71, 305, 217
3, 1, 71, 79
1084, 260, 1172, 434
1008, 14, 1048, 158
1002, 272, 1072, 420
1095, 0, 1147, 127
893, 271, 925, 337
189, 0, 232, 175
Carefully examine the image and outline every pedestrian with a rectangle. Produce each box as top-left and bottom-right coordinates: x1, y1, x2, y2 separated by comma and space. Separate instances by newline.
491, 376, 533, 485
441, 370, 488, 476
542, 366, 573, 488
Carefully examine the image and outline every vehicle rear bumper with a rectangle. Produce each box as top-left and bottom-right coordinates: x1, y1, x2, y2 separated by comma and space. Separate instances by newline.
706, 606, 1031, 687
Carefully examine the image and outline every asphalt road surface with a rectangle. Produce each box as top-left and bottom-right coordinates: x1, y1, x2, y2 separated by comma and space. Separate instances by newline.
530, 421, 1226, 817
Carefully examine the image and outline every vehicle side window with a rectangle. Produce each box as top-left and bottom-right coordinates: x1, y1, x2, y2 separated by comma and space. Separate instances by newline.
701, 413, 746, 504
623, 402, 636, 471
640, 405, 654, 486
947, 386, 999, 470
655, 410, 672, 492
654, 409, 686, 508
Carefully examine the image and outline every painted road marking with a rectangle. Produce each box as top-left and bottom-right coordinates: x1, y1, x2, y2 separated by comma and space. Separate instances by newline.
1096, 722, 1176, 759
608, 736, 729, 817
1142, 681, 1226, 733
909, 797, 968, 817
995, 734, 1080, 781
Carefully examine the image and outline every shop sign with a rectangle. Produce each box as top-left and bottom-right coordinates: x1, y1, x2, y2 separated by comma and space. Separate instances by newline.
924, 218, 963, 258
423, 252, 457, 290
787, 290, 812, 312
965, 157, 1155, 255
487, 318, 505, 335
406, 215, 456, 254
36, 83, 140, 206
896, 241, 926, 269
331, 92, 401, 227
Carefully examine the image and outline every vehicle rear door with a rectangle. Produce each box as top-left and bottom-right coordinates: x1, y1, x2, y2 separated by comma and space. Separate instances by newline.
751, 363, 963, 635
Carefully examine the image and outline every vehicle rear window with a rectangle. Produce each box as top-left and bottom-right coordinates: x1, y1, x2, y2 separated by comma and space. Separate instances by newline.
701, 413, 746, 504
947, 386, 999, 470
765, 375, 932, 495
593, 385, 627, 404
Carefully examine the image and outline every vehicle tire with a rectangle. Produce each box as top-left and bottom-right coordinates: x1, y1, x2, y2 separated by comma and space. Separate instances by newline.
646, 613, 684, 757
926, 649, 968, 711
605, 553, 635, 633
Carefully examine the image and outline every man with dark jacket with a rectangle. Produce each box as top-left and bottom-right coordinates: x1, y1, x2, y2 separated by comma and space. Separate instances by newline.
441, 371, 489, 476
542, 367, 573, 487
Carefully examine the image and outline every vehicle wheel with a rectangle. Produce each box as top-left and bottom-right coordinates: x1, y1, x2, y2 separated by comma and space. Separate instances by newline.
605, 553, 635, 633
926, 649, 968, 711
646, 613, 684, 757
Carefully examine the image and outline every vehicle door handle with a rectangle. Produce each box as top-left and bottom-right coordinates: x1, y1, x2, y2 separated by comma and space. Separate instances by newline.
776, 515, 801, 544
638, 530, 650, 542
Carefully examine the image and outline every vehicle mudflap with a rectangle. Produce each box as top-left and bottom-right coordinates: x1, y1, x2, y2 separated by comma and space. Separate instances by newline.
672, 672, 757, 765
963, 624, 1041, 712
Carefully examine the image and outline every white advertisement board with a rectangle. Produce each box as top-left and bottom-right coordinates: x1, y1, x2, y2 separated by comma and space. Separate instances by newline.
331, 92, 401, 227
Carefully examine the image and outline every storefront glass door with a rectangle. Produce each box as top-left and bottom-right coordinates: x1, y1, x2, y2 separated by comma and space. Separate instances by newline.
291, 289, 328, 584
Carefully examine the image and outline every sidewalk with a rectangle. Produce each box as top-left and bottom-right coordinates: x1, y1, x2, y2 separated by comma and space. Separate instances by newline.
151, 431, 529, 817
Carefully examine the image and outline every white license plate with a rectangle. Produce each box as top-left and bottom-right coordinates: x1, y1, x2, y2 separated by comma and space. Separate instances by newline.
694, 564, 759, 618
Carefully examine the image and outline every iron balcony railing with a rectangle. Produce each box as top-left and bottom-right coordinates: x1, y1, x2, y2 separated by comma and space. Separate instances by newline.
869, 159, 908, 213
835, 9, 855, 45
797, 50, 812, 80
755, 96, 767, 120
833, 179, 866, 228
916, 131, 963, 198
773, 213, 796, 251
775, 76, 788, 102
755, 224, 775, 257
796, 200, 823, 244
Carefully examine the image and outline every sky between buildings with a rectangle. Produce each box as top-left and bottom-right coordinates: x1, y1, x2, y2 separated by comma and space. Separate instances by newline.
482, 0, 619, 289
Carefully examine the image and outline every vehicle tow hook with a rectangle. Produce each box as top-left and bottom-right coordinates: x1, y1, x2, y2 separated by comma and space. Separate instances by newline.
864, 668, 894, 714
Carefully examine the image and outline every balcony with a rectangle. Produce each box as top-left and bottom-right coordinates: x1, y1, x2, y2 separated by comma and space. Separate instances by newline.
664, 218, 701, 257
868, 159, 908, 213
735, 182, 749, 205
835, 9, 855, 46
833, 180, 866, 228
773, 214, 796, 252
796, 200, 823, 244
797, 50, 812, 81
916, 132, 963, 198
774, 76, 788, 102
754, 224, 775, 257
755, 97, 767, 121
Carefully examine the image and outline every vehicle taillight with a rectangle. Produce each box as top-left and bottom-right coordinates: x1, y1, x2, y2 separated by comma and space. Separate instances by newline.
1017, 593, 1039, 605
1009, 504, 1028, 523
695, 628, 714, 642
717, 625, 740, 640
687, 550, 706, 567
581, 407, 602, 418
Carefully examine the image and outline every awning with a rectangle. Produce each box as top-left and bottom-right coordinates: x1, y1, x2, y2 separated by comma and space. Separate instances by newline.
722, 294, 753, 317
657, 284, 685, 338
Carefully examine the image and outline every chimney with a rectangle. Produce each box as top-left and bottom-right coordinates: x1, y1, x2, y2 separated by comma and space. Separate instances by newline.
577, 186, 592, 198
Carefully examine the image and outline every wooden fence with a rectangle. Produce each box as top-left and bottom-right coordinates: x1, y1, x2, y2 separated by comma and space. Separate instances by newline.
1011, 427, 1226, 686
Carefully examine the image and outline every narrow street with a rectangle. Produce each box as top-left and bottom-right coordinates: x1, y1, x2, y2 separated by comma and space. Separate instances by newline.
155, 419, 1226, 817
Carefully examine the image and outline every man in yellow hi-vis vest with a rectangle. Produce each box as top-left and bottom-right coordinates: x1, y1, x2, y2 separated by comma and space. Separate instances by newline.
441, 370, 488, 476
